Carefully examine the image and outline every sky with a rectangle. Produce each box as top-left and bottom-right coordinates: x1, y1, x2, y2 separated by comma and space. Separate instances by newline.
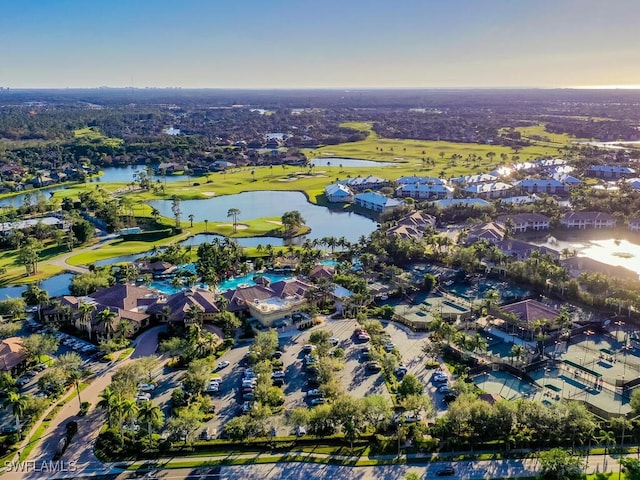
1, 0, 639, 89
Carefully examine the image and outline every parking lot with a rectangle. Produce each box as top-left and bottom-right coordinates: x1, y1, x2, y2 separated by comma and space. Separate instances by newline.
194, 317, 450, 438
0, 317, 114, 434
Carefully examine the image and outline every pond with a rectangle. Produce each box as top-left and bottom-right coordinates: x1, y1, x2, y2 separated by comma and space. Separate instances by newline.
148, 191, 377, 244
96, 165, 190, 184
0, 166, 192, 208
309, 157, 398, 168
0, 272, 75, 300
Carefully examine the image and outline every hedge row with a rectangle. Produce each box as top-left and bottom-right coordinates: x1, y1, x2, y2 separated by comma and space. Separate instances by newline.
120, 228, 174, 242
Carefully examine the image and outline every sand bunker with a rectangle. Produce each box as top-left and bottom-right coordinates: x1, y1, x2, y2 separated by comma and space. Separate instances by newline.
217, 223, 248, 230
202, 191, 216, 197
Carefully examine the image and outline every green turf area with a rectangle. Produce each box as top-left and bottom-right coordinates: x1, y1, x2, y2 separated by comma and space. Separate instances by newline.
73, 127, 124, 148
304, 123, 568, 178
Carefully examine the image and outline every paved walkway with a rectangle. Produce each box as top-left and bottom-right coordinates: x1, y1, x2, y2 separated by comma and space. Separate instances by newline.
3, 333, 165, 480
44, 234, 120, 274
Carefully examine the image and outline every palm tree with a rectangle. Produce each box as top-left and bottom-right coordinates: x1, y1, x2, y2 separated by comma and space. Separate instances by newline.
3, 392, 26, 432
115, 320, 134, 342
509, 344, 527, 365
596, 429, 616, 454
227, 208, 241, 233
97, 307, 118, 340
33, 286, 49, 322
138, 401, 163, 447
57, 352, 83, 407
121, 399, 139, 433
469, 333, 488, 354
556, 306, 573, 340
281, 210, 305, 238
483, 289, 500, 315
97, 387, 118, 429
79, 301, 96, 338
186, 304, 203, 326
188, 214, 195, 227
204, 219, 209, 234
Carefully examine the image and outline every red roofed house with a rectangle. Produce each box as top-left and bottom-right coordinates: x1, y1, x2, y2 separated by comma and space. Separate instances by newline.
148, 287, 220, 325
222, 277, 313, 327
501, 299, 561, 338
0, 337, 27, 374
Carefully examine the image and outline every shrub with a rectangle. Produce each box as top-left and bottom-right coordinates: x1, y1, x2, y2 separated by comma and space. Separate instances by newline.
66, 420, 78, 440
79, 401, 90, 416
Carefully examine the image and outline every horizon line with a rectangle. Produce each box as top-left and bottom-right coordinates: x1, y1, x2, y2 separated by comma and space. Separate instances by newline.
2, 85, 640, 91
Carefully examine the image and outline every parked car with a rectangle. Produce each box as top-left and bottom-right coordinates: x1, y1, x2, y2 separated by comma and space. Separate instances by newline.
302, 344, 315, 353
1, 425, 21, 434
438, 385, 451, 394
443, 393, 458, 403
384, 343, 396, 352
273, 350, 283, 359
306, 378, 320, 388
404, 413, 422, 423
310, 397, 326, 406
295, 426, 307, 436
366, 362, 382, 373
272, 378, 285, 387
272, 370, 285, 378
216, 361, 230, 370
436, 466, 455, 476
16, 377, 30, 387
357, 333, 370, 342
307, 389, 323, 397
243, 392, 256, 401
329, 337, 340, 346
138, 383, 156, 392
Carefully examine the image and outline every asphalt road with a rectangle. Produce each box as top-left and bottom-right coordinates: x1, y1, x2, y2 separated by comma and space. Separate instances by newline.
110, 453, 622, 480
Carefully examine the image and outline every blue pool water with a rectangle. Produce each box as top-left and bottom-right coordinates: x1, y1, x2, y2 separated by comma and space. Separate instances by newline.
446, 279, 529, 302
150, 271, 291, 294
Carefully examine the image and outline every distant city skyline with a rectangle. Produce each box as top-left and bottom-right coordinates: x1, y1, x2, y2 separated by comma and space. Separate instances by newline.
2, 0, 639, 89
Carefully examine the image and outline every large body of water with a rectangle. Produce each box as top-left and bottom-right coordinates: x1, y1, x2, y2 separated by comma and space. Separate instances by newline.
537, 237, 640, 277
148, 190, 377, 244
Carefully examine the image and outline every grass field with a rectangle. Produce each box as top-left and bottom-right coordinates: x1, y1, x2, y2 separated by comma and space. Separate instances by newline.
304, 123, 567, 178
73, 126, 124, 148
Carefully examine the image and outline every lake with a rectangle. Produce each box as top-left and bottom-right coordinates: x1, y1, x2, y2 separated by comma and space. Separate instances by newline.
148, 190, 377, 244
309, 157, 398, 168
576, 140, 640, 150
0, 272, 74, 300
536, 237, 640, 277
0, 166, 191, 208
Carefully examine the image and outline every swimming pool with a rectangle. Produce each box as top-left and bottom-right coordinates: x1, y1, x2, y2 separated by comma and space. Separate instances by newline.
446, 279, 529, 302
150, 272, 292, 294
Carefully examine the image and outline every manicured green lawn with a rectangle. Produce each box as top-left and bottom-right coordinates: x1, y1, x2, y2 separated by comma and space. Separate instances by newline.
73, 126, 124, 148
302, 123, 568, 176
